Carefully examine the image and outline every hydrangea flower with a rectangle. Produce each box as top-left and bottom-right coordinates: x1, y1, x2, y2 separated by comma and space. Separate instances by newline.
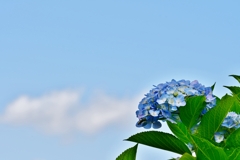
222, 112, 240, 129
214, 131, 225, 143
213, 112, 240, 143
136, 79, 216, 129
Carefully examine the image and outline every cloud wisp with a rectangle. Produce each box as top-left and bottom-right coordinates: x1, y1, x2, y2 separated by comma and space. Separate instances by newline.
0, 90, 141, 135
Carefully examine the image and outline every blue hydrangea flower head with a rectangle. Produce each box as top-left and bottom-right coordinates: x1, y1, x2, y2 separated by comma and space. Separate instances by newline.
136, 79, 216, 129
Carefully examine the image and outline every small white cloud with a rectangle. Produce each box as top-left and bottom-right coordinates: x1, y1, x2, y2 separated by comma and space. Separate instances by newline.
0, 89, 141, 134
74, 91, 141, 133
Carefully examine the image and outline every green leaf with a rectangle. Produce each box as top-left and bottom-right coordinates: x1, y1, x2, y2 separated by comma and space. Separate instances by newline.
225, 128, 240, 148
211, 82, 216, 91
192, 136, 227, 160
230, 96, 240, 114
237, 94, 240, 100
197, 94, 235, 140
167, 121, 191, 144
116, 144, 138, 160
125, 131, 191, 155
179, 153, 196, 160
225, 148, 240, 160
224, 86, 240, 95
229, 74, 240, 83
179, 96, 206, 130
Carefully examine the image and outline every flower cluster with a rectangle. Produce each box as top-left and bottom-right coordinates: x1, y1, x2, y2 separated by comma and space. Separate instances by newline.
214, 112, 240, 143
222, 112, 240, 129
136, 79, 216, 129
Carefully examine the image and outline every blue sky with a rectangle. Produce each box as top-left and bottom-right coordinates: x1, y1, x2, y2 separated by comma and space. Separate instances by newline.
0, 1, 240, 160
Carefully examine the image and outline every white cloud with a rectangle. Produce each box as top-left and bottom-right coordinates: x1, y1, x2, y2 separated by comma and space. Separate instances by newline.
0, 90, 141, 134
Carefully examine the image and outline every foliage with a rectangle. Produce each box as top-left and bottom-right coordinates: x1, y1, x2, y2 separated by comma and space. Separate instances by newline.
116, 144, 138, 160
116, 75, 240, 160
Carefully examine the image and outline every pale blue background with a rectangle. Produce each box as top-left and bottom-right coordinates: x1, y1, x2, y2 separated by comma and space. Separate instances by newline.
0, 1, 240, 160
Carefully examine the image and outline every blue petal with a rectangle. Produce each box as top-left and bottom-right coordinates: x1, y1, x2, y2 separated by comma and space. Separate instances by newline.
157, 83, 167, 90
136, 110, 139, 117
170, 105, 177, 111
184, 88, 198, 96
136, 109, 148, 118
157, 94, 168, 104
201, 108, 207, 115
136, 119, 148, 128
204, 87, 212, 95
143, 122, 151, 129
206, 94, 216, 102
222, 117, 236, 128
152, 121, 162, 129
149, 110, 160, 117
178, 79, 190, 86
175, 95, 186, 107
161, 109, 171, 118
214, 132, 224, 143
